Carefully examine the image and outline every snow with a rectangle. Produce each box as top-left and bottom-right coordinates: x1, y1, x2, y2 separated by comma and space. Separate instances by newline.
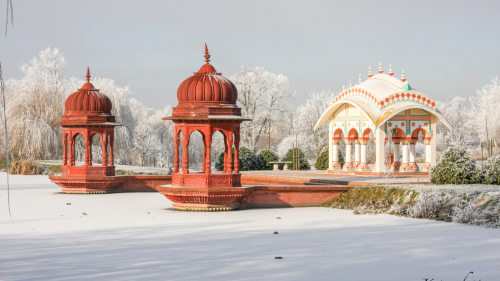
1, 173, 500, 281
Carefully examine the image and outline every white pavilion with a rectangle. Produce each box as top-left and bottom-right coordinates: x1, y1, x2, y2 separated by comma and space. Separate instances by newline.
314, 63, 452, 174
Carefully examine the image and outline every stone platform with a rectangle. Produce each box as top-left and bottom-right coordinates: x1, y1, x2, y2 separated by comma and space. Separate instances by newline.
156, 184, 350, 211
50, 175, 172, 193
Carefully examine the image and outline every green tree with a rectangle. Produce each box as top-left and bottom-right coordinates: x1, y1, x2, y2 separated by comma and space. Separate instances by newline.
283, 148, 310, 170
314, 147, 344, 170
215, 146, 259, 171
431, 146, 482, 184
258, 149, 278, 170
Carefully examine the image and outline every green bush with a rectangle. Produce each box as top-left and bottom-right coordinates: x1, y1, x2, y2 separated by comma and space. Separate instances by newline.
315, 147, 344, 170
215, 146, 260, 171
258, 149, 278, 170
482, 156, 500, 184
283, 148, 310, 170
431, 146, 482, 184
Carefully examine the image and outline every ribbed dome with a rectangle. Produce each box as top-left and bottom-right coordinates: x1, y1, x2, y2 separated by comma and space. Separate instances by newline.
176, 44, 238, 104
65, 68, 113, 113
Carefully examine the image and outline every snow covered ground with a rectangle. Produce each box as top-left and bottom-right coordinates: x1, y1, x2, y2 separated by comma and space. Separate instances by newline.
0, 173, 499, 281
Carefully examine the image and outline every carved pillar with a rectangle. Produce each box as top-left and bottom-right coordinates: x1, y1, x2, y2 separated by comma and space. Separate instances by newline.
223, 133, 228, 173
357, 138, 370, 172
69, 132, 75, 166
110, 134, 114, 166
373, 129, 386, 173
63, 131, 68, 166
401, 140, 410, 172
174, 128, 180, 173
84, 131, 91, 166
409, 141, 419, 171
422, 135, 432, 171
343, 139, 354, 171
205, 129, 212, 174
234, 131, 240, 174
391, 140, 401, 171
182, 129, 190, 174
227, 132, 233, 174
202, 134, 206, 173
331, 138, 342, 170
354, 140, 361, 168
102, 132, 108, 166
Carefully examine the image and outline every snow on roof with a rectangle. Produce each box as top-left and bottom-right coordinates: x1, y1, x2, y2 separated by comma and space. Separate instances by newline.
314, 73, 452, 131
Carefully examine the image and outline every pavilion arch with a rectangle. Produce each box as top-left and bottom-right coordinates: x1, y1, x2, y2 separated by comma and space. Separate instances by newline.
375, 104, 452, 131
315, 99, 376, 131
390, 128, 406, 143
411, 127, 430, 140
346, 128, 359, 142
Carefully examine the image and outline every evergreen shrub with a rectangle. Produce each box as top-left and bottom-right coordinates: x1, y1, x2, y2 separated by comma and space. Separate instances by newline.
283, 148, 310, 170
315, 147, 344, 170
258, 149, 278, 170
215, 146, 260, 171
430, 146, 482, 184
482, 155, 500, 184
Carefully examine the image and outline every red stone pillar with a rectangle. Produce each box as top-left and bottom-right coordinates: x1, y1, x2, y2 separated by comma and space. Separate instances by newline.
69, 132, 74, 166
102, 132, 108, 166
174, 129, 180, 173
110, 134, 114, 166
234, 131, 240, 173
202, 134, 206, 173
182, 130, 190, 174
205, 130, 212, 174
63, 131, 68, 166
227, 132, 233, 174
223, 133, 228, 173
84, 131, 91, 166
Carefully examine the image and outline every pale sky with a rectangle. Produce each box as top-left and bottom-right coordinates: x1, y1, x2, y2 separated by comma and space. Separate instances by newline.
1, 0, 499, 109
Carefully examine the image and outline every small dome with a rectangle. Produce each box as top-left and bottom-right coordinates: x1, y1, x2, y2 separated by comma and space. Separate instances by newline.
65, 68, 112, 113
176, 44, 238, 104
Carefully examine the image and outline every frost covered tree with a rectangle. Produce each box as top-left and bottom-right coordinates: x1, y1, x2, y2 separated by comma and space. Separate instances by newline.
230, 66, 295, 151
469, 77, 500, 156
133, 123, 161, 166
431, 146, 482, 184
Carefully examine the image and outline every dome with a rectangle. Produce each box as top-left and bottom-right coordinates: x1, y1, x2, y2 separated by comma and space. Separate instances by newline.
65, 68, 112, 114
176, 44, 238, 104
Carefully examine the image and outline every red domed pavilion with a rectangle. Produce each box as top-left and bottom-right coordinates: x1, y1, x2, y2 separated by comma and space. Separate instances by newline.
51, 68, 122, 193
158, 44, 251, 211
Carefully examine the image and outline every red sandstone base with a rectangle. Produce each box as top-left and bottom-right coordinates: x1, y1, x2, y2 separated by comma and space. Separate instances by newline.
50, 175, 172, 194
326, 170, 429, 176
171, 172, 241, 187
157, 186, 252, 211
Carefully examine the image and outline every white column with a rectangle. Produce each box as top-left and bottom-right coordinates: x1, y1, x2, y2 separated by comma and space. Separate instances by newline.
401, 142, 409, 171
426, 143, 432, 164
328, 122, 333, 170
360, 144, 367, 164
430, 116, 437, 167
332, 143, 339, 163
345, 143, 352, 163
374, 129, 386, 173
409, 143, 416, 164
394, 143, 400, 163
354, 141, 361, 166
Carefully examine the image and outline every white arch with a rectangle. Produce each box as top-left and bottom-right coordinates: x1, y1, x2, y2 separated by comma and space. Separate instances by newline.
314, 99, 376, 131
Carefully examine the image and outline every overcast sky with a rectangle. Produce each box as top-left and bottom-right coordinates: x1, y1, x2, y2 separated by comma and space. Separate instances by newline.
1, 0, 499, 109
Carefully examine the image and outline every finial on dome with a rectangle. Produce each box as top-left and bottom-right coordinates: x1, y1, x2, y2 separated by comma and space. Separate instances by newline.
401, 70, 406, 82
358, 74, 362, 84
368, 66, 373, 78
389, 64, 394, 76
378, 62, 383, 74
86, 67, 91, 82
204, 43, 211, 64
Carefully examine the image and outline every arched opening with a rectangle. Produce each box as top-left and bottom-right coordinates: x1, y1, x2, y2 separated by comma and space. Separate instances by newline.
91, 133, 102, 165
412, 127, 430, 171
188, 130, 204, 172
177, 130, 183, 172
74, 133, 85, 166
212, 130, 225, 171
